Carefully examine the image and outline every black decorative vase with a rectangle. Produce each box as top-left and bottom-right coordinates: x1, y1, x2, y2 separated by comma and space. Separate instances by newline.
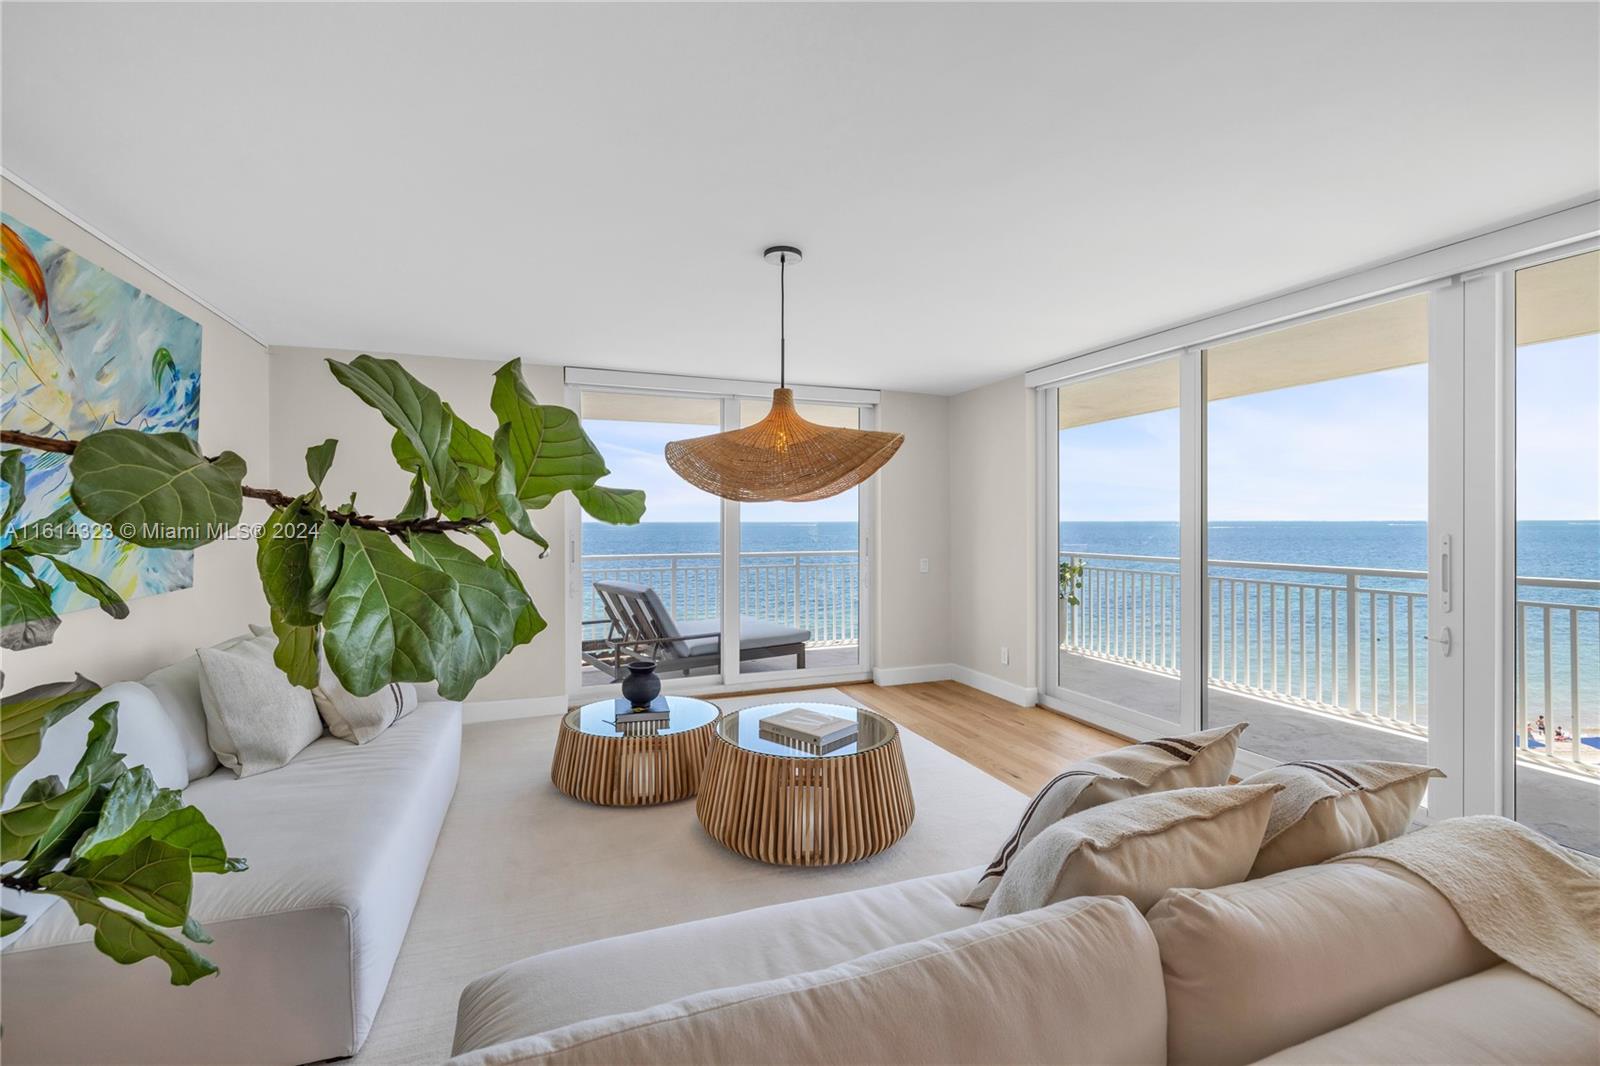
620, 659, 661, 708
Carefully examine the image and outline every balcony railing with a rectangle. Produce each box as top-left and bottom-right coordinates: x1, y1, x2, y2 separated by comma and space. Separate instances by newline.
1059, 551, 1598, 769
582, 550, 860, 647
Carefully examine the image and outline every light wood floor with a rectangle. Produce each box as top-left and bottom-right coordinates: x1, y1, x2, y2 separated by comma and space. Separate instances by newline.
837, 680, 1124, 794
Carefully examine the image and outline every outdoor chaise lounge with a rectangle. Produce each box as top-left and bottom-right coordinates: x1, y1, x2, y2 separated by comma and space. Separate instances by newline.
583, 580, 811, 678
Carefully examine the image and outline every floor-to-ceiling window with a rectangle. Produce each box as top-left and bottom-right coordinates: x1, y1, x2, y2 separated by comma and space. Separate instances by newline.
1054, 356, 1182, 724
572, 378, 874, 693
1203, 295, 1433, 766
1036, 215, 1599, 838
1511, 249, 1599, 853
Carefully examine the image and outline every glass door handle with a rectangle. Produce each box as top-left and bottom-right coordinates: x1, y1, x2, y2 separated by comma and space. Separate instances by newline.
1427, 627, 1454, 656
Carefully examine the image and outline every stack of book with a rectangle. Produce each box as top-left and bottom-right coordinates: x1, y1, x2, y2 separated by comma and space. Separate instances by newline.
759, 707, 859, 755
611, 697, 670, 734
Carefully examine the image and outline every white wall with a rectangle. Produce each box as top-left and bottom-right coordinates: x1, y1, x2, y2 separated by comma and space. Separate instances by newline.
267, 346, 571, 704
1, 179, 272, 693
872, 391, 951, 676
947, 374, 1037, 703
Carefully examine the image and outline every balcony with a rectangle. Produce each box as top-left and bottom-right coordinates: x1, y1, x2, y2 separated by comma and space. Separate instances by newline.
1059, 552, 1599, 852
579, 550, 861, 685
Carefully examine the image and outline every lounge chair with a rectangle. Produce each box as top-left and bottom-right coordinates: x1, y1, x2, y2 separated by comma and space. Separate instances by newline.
582, 580, 811, 679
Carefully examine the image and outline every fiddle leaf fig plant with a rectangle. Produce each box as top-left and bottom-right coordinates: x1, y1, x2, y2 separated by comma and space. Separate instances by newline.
0, 354, 643, 982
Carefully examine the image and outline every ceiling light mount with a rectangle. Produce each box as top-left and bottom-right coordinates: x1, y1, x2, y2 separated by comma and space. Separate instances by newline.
663, 244, 904, 502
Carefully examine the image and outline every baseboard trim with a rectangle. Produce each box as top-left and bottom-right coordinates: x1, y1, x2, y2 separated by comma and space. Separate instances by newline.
948, 666, 1039, 707
871, 664, 955, 687
462, 695, 567, 724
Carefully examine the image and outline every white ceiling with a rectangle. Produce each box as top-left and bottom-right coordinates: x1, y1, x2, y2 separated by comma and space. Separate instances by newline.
3, 3, 1597, 395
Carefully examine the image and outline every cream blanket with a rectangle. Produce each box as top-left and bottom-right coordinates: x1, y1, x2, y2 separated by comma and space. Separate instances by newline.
1337, 815, 1600, 1013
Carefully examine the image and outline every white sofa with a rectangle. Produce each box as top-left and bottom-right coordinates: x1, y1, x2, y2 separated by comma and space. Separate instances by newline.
448, 844, 1599, 1065
1, 650, 462, 1065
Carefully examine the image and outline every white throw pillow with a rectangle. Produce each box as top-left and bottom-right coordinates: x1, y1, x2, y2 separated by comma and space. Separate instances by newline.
981, 783, 1282, 919
196, 640, 324, 777
1243, 760, 1443, 878
964, 722, 1248, 908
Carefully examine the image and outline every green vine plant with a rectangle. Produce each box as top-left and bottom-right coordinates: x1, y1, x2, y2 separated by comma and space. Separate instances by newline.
0, 354, 644, 983
1058, 556, 1086, 607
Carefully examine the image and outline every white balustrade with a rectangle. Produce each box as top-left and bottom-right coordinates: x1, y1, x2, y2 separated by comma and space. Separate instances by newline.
1059, 552, 1597, 765
582, 550, 860, 647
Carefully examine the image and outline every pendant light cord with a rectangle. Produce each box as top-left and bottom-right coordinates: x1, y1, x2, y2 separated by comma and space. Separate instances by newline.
779, 253, 787, 389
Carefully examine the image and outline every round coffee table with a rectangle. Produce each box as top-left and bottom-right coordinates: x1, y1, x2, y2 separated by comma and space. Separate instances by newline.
551, 696, 720, 806
696, 703, 915, 866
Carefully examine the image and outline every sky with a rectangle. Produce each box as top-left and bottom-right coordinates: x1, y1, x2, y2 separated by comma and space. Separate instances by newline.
1059, 333, 1598, 522
582, 333, 1597, 526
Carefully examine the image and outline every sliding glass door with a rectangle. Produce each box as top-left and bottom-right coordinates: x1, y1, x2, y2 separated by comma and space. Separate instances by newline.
1202, 295, 1434, 768
1053, 356, 1183, 726
1510, 249, 1599, 853
571, 382, 872, 694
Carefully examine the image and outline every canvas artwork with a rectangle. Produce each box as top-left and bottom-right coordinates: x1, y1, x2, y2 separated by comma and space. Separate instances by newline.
1, 213, 203, 614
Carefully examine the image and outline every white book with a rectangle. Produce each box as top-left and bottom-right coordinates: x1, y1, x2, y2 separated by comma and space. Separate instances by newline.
760, 707, 858, 747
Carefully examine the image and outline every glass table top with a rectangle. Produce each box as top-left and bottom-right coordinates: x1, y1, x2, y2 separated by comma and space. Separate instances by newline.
715, 702, 897, 759
567, 695, 719, 737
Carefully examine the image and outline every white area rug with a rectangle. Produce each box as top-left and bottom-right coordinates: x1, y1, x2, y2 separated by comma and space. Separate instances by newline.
351, 688, 1028, 1064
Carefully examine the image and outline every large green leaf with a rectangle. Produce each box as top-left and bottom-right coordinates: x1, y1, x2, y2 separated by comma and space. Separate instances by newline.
64, 835, 193, 927
2, 774, 90, 862
12, 702, 127, 869
69, 430, 245, 549
257, 499, 320, 626
75, 793, 244, 875
38, 872, 217, 985
395, 470, 428, 522
446, 404, 496, 474
1, 909, 24, 936
304, 438, 338, 493
489, 431, 547, 550
0, 674, 99, 790
0, 555, 60, 651
321, 525, 465, 697
471, 529, 546, 647
66, 766, 157, 859
406, 533, 530, 698
328, 355, 457, 502
9, 502, 83, 555
308, 517, 343, 611
269, 607, 321, 689
573, 485, 646, 526
47, 558, 130, 620
490, 359, 606, 507
75, 787, 182, 862
1, 449, 25, 530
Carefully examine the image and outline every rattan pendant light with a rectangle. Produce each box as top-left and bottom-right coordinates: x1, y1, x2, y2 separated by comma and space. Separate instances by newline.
665, 246, 904, 502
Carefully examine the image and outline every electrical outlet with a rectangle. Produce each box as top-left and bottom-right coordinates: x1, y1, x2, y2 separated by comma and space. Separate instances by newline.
1000, 646, 1010, 666
919, 558, 930, 574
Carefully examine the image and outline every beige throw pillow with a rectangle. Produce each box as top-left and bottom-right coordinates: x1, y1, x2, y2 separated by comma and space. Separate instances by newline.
1244, 760, 1443, 878
248, 622, 418, 743
981, 783, 1282, 920
196, 639, 324, 777
314, 659, 418, 744
963, 722, 1248, 907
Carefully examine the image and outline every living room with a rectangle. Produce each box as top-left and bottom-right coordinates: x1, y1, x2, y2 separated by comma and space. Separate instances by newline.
1, 3, 1597, 1065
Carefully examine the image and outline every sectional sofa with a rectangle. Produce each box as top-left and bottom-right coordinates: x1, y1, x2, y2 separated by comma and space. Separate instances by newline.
448, 840, 1598, 1065
0, 649, 462, 1065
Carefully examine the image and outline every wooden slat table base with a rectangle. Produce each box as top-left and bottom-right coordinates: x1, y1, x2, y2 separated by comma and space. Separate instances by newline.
695, 732, 916, 865
551, 717, 717, 806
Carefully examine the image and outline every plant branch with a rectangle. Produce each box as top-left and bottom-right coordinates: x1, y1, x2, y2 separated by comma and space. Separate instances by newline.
0, 429, 491, 535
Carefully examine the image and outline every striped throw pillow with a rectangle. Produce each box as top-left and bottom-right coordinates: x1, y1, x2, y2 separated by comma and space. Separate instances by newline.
1243, 760, 1442, 878
962, 722, 1247, 908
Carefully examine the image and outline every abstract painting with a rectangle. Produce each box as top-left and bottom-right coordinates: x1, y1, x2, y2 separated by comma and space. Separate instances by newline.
1, 213, 203, 614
